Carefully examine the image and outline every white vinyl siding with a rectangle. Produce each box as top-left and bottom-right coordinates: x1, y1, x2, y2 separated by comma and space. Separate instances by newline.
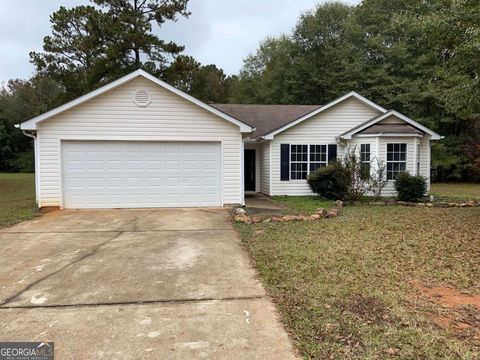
37, 77, 242, 207
419, 136, 431, 191
270, 98, 382, 195
259, 142, 271, 195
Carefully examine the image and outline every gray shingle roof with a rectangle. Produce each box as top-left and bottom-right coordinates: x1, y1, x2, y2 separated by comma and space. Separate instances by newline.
359, 124, 424, 135
210, 104, 321, 137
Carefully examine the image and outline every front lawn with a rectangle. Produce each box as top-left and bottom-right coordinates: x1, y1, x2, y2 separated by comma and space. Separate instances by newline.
0, 173, 38, 229
430, 183, 480, 202
272, 196, 335, 214
236, 197, 480, 359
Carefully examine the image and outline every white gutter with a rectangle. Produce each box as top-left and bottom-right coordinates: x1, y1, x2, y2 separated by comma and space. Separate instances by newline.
22, 130, 40, 206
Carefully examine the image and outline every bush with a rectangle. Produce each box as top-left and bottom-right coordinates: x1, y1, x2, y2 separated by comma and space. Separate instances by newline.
307, 162, 350, 200
343, 149, 370, 201
369, 158, 388, 200
8, 151, 34, 173
394, 172, 427, 202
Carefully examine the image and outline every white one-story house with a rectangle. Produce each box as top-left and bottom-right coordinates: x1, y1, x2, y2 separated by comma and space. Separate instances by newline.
19, 69, 441, 209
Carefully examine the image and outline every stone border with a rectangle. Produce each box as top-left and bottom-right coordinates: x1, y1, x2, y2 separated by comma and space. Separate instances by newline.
233, 200, 344, 225
232, 198, 479, 225
369, 200, 479, 208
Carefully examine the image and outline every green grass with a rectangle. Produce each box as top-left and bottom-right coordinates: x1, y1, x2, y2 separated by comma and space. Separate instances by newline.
0, 173, 38, 229
236, 197, 480, 359
272, 196, 335, 214
430, 183, 480, 201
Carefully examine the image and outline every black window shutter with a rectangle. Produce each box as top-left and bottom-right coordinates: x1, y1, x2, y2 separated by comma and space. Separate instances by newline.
328, 144, 338, 163
280, 144, 290, 181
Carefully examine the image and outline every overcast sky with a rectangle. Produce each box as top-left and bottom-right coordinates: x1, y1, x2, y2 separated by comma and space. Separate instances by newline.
0, 0, 360, 83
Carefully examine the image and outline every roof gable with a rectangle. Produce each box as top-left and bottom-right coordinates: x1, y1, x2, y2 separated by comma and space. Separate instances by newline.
19, 70, 253, 132
338, 110, 442, 140
262, 91, 387, 139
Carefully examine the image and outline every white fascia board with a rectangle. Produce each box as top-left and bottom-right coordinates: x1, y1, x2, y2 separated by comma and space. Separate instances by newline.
19, 69, 253, 133
263, 91, 387, 140
340, 110, 442, 140
354, 133, 423, 138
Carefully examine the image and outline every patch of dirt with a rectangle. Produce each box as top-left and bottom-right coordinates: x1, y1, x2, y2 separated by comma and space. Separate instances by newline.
39, 207, 61, 214
409, 280, 480, 342
340, 294, 392, 325
410, 280, 480, 308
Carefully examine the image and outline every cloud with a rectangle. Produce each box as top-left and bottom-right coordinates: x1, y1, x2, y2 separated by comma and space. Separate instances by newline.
0, 0, 360, 82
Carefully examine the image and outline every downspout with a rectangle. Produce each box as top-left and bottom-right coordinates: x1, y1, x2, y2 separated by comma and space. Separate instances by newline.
22, 130, 40, 206
336, 136, 348, 157
22, 130, 36, 140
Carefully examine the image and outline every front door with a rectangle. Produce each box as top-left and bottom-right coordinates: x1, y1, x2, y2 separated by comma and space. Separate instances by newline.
244, 149, 256, 192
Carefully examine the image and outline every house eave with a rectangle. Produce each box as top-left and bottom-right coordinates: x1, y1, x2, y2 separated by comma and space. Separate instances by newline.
349, 133, 424, 138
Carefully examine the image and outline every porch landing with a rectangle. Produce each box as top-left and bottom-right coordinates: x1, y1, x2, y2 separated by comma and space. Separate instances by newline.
244, 194, 286, 215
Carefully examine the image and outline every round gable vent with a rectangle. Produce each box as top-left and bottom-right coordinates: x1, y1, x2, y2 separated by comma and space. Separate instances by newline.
133, 89, 152, 107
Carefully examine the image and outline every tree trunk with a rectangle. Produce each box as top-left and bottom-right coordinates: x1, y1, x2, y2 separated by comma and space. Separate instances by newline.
135, 49, 140, 68
133, 0, 140, 68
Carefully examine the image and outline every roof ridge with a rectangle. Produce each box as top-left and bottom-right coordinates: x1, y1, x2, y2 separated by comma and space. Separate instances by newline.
210, 103, 322, 107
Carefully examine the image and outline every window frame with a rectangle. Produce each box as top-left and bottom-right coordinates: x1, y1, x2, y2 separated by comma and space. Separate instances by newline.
360, 144, 371, 180
290, 145, 308, 180
289, 144, 330, 181
309, 145, 328, 173
386, 143, 407, 181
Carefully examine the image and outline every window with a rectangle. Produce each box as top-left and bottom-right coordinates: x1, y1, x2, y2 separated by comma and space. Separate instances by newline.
309, 145, 327, 172
386, 143, 407, 180
290, 144, 330, 180
360, 144, 371, 180
290, 145, 308, 179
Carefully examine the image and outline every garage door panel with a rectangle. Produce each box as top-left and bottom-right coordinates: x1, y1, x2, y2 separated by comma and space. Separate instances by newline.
145, 160, 162, 169
62, 141, 221, 208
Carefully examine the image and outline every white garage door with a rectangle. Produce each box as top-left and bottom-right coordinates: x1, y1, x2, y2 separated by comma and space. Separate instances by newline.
62, 141, 221, 208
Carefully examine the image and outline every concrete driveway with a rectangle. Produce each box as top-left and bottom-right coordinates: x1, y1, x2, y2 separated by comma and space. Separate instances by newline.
0, 209, 297, 359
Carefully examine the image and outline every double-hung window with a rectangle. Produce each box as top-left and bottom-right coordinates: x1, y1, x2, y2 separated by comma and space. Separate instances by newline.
386, 143, 407, 180
290, 145, 308, 180
360, 144, 371, 180
290, 145, 328, 180
309, 145, 327, 172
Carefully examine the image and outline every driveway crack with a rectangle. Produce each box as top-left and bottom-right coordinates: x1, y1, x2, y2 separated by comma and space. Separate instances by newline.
0, 295, 265, 309
0, 231, 123, 307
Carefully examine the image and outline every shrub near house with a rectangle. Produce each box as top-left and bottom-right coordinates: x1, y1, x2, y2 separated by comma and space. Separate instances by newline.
395, 172, 427, 202
307, 162, 349, 200
307, 149, 388, 201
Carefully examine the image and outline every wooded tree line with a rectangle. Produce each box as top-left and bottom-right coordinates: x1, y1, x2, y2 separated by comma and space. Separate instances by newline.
1, 0, 479, 181
230, 0, 480, 182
